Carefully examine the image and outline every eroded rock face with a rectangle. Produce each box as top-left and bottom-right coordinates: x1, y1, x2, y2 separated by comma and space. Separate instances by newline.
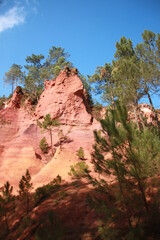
7, 86, 23, 109
0, 69, 97, 191
36, 70, 92, 125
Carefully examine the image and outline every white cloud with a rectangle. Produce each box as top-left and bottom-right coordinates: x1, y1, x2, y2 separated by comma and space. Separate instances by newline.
0, 6, 25, 33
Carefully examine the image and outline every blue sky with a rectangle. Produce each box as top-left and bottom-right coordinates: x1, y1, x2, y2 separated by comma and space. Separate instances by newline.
0, 0, 160, 105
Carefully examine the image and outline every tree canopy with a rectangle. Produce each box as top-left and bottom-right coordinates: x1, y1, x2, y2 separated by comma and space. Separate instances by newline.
3, 64, 24, 94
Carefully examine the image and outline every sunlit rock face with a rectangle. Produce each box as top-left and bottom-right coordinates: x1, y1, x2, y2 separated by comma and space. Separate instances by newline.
35, 69, 93, 126
7, 86, 23, 109
0, 69, 98, 192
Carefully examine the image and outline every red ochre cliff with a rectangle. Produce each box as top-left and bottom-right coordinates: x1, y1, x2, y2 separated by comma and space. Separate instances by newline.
0, 69, 99, 192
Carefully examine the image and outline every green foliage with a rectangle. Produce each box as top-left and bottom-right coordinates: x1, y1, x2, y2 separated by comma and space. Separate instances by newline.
24, 54, 45, 102
46, 46, 72, 79
112, 55, 141, 106
37, 114, 60, 155
25, 54, 45, 68
68, 162, 89, 178
3, 64, 24, 94
114, 36, 134, 59
37, 114, 60, 130
2, 181, 13, 203
34, 175, 61, 206
89, 101, 160, 238
135, 30, 160, 118
93, 101, 160, 192
89, 30, 160, 119
132, 127, 160, 177
77, 147, 85, 159
34, 185, 55, 206
0, 181, 14, 234
136, 30, 160, 93
39, 137, 49, 153
19, 169, 32, 196
80, 74, 93, 108
89, 63, 115, 105
18, 169, 33, 214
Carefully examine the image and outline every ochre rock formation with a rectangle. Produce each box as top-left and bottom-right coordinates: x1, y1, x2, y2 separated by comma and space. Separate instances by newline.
35, 70, 93, 125
0, 69, 98, 192
7, 86, 23, 109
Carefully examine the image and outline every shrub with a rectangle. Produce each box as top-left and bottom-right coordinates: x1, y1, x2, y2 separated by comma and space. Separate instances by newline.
50, 175, 62, 186
77, 147, 85, 159
34, 185, 54, 206
34, 176, 61, 206
39, 137, 49, 154
89, 102, 160, 238
68, 162, 89, 178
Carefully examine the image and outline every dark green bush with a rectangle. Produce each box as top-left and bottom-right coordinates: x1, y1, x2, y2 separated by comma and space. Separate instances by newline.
39, 137, 49, 153
77, 147, 85, 159
34, 176, 61, 206
68, 162, 89, 178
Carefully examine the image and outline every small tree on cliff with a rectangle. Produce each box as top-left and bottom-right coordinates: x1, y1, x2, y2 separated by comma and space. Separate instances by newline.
37, 114, 60, 155
18, 169, 33, 215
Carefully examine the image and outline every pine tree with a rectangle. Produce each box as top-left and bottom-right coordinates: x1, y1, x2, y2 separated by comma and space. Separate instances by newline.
24, 54, 45, 102
0, 181, 14, 233
37, 114, 60, 155
46, 46, 73, 78
89, 63, 115, 106
18, 169, 33, 214
136, 30, 160, 126
89, 102, 160, 236
3, 64, 24, 94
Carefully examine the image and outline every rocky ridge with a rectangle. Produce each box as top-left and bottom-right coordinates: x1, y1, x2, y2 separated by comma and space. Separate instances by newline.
35, 68, 93, 125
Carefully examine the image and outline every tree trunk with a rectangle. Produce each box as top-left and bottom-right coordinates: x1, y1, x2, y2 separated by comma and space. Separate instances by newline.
137, 176, 149, 214
15, 78, 17, 88
4, 207, 9, 233
12, 81, 14, 95
129, 146, 149, 214
114, 153, 132, 228
128, 140, 149, 214
50, 128, 54, 155
144, 82, 154, 108
26, 193, 29, 214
